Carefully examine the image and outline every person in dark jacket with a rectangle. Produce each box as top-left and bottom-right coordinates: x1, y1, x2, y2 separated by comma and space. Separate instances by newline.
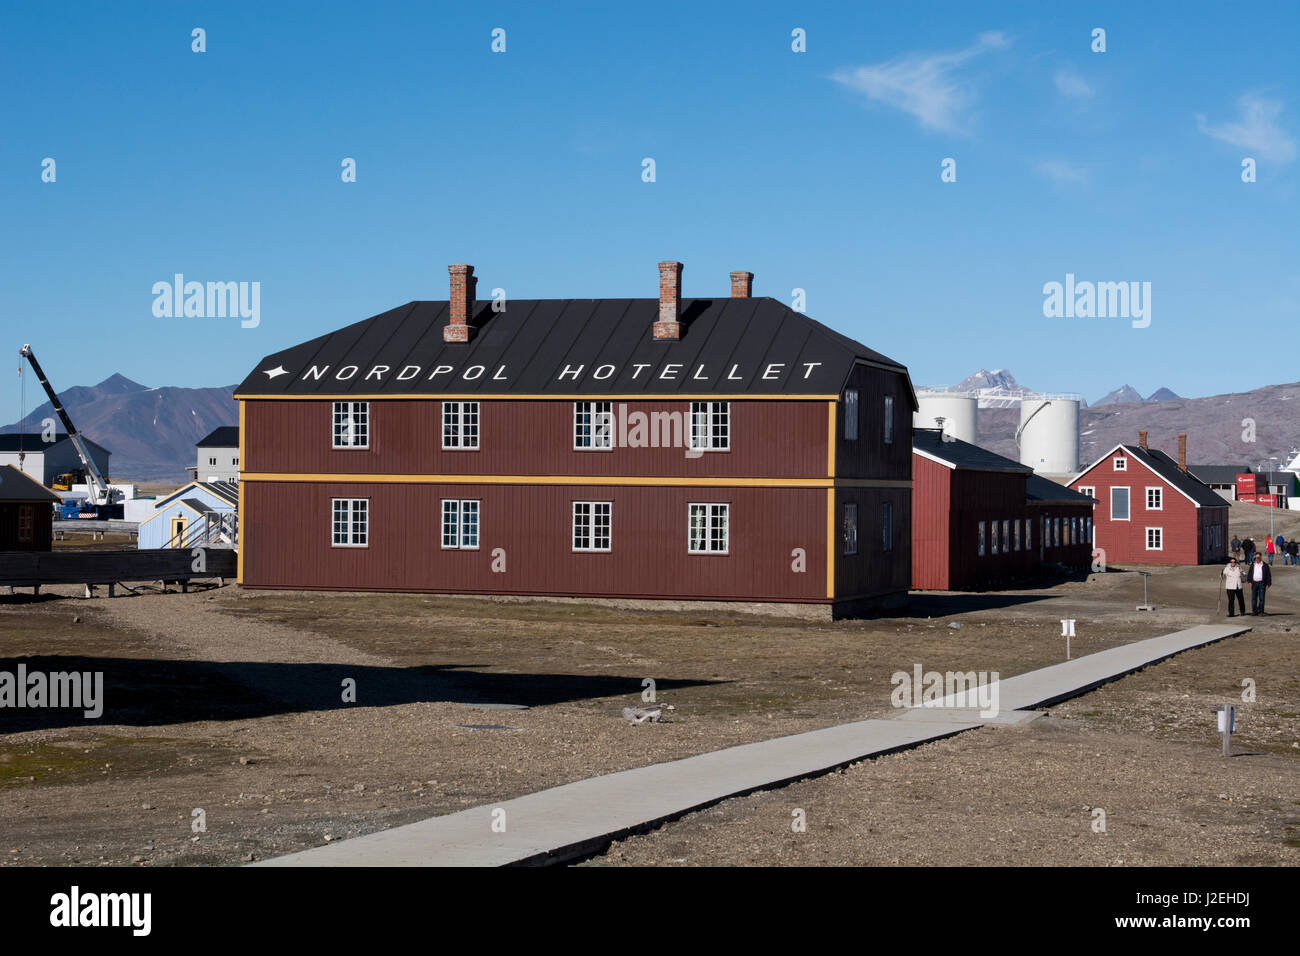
1277, 533, 1289, 564
1243, 537, 1256, 564
1230, 535, 1242, 560
1249, 553, 1272, 614
1289, 539, 1299, 563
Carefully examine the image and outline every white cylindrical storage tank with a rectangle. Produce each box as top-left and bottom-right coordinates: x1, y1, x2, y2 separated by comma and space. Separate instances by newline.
913, 391, 979, 443
1018, 394, 1081, 474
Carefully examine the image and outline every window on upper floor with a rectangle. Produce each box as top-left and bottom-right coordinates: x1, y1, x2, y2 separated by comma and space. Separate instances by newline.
689, 402, 729, 452
442, 401, 480, 450
1146, 487, 1162, 510
884, 396, 895, 444
844, 390, 859, 440
332, 401, 369, 449
1114, 456, 1127, 471
574, 402, 613, 450
1111, 487, 1130, 521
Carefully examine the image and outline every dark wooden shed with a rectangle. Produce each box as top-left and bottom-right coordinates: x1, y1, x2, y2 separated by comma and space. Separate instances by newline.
0, 465, 60, 552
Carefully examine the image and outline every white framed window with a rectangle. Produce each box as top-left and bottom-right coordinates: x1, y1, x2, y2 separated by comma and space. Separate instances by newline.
843, 502, 858, 556
441, 499, 480, 549
689, 402, 730, 452
1013, 520, 1021, 551
572, 501, 612, 551
1146, 487, 1162, 510
1114, 457, 1127, 471
978, 521, 986, 556
332, 401, 369, 449
1078, 485, 1095, 499
1111, 486, 1130, 521
331, 498, 368, 547
442, 401, 480, 450
882, 502, 893, 552
17, 505, 34, 543
844, 390, 859, 440
574, 402, 613, 450
884, 396, 895, 445
1146, 527, 1163, 550
688, 503, 729, 554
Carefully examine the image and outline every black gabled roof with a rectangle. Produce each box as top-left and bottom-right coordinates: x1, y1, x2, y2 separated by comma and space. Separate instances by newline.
1026, 473, 1095, 505
1188, 464, 1254, 484
0, 465, 61, 502
1094, 445, 1228, 509
0, 433, 109, 454
912, 428, 1032, 474
234, 298, 914, 400
197, 426, 239, 448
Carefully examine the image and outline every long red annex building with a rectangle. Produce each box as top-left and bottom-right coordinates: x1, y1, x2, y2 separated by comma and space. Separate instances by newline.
234, 262, 918, 616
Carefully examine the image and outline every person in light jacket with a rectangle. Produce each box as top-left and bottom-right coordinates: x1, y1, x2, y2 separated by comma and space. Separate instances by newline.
1222, 558, 1245, 617
1249, 553, 1272, 615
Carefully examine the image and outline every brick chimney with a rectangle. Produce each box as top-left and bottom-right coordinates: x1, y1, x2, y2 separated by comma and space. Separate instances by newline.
1178, 433, 1187, 473
654, 261, 683, 340
1138, 430, 1148, 450
444, 263, 476, 343
730, 271, 753, 298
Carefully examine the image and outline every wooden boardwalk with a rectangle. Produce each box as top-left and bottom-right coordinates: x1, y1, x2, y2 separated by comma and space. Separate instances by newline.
257, 622, 1249, 867
0, 548, 236, 593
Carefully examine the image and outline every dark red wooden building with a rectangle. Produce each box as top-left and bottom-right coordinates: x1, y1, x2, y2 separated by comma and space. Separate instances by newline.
911, 430, 1094, 590
0, 465, 59, 552
1068, 432, 1228, 566
234, 262, 918, 616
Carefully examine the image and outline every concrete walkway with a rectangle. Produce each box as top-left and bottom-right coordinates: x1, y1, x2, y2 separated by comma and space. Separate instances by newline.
256, 623, 1247, 867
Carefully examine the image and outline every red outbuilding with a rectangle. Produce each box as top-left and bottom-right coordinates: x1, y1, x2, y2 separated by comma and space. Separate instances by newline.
1069, 432, 1228, 566
911, 430, 1094, 590
0, 465, 60, 552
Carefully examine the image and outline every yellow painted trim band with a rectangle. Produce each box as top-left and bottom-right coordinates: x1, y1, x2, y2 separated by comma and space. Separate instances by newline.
234, 393, 839, 402
826, 401, 836, 478
241, 473, 835, 488
237, 400, 245, 584
825, 488, 835, 599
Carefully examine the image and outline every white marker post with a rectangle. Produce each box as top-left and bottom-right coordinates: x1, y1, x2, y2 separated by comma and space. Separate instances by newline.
1217, 705, 1235, 757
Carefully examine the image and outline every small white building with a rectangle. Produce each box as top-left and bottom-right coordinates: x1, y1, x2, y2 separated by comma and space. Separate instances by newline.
0, 433, 112, 487
188, 426, 239, 483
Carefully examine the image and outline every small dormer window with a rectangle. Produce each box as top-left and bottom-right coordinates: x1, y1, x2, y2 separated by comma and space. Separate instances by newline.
1114, 456, 1127, 471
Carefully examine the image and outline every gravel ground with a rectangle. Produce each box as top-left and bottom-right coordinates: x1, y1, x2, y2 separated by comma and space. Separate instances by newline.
0, 555, 1294, 866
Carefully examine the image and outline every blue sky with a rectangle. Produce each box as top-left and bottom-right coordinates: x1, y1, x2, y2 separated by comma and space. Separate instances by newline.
2, 1, 1296, 404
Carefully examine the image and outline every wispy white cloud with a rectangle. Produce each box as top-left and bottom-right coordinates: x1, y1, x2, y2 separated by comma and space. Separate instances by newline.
830, 31, 1011, 134
1053, 68, 1092, 99
1196, 93, 1296, 163
1036, 160, 1088, 184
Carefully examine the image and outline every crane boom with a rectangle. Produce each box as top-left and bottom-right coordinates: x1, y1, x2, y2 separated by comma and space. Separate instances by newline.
18, 344, 119, 506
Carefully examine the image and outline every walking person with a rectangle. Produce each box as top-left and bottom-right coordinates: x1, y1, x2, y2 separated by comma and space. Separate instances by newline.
1277, 532, 1288, 565
1243, 537, 1256, 565
1222, 557, 1246, 617
1249, 553, 1272, 615
1231, 534, 1241, 560
1266, 535, 1275, 564
1289, 539, 1299, 565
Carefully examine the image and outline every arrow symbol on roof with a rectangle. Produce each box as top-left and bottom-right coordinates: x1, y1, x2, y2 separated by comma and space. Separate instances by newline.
263, 365, 288, 379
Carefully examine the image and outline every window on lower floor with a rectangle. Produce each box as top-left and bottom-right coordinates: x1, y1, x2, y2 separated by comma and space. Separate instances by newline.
1111, 486, 1130, 521
688, 503, 729, 553
331, 498, 368, 547
1024, 517, 1032, 551
882, 502, 893, 552
572, 501, 612, 551
17, 505, 34, 543
1013, 520, 1021, 551
843, 502, 858, 556
978, 521, 986, 556
1053, 517, 1060, 547
441, 499, 480, 549
1001, 519, 1009, 553
1146, 527, 1163, 550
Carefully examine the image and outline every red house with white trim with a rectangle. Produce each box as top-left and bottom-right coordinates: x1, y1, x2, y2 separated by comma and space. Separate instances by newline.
1069, 432, 1228, 566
